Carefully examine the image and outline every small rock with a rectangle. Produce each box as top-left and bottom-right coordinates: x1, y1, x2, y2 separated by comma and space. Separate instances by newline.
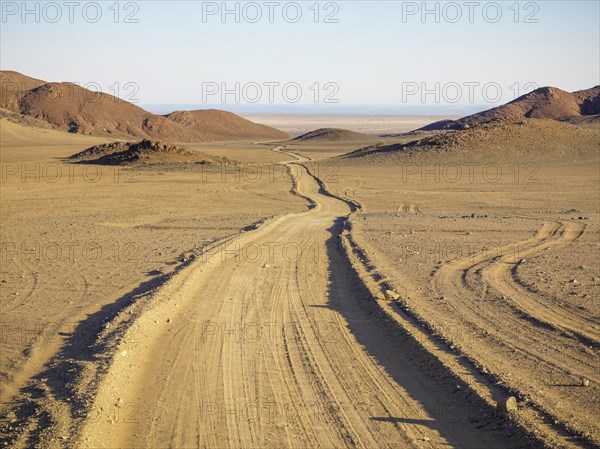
581, 377, 590, 387
496, 396, 517, 416
179, 251, 195, 262
166, 318, 172, 323
120, 350, 127, 357
385, 289, 400, 301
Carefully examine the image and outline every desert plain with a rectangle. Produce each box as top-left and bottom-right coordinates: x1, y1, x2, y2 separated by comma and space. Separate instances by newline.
0, 73, 598, 449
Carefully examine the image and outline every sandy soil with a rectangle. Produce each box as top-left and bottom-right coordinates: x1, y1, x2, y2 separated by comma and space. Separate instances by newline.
1, 118, 598, 449
0, 122, 305, 445
319, 160, 599, 448
75, 152, 530, 449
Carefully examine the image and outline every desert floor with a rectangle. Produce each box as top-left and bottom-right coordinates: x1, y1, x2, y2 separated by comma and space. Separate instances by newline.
1, 121, 598, 449
240, 113, 458, 136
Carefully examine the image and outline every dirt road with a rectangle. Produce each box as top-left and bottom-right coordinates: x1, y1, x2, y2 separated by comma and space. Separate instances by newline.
77, 154, 525, 449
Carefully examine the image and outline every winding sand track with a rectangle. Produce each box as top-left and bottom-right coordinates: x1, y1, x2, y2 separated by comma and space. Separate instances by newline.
78, 153, 517, 449
434, 220, 599, 442
480, 221, 598, 344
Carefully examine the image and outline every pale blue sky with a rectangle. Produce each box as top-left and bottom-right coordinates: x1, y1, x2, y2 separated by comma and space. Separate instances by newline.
1, 1, 598, 113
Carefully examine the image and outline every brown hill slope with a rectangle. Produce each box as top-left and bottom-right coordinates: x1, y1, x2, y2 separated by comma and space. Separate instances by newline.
68, 139, 222, 165
166, 109, 288, 140
0, 71, 287, 142
560, 114, 600, 129
343, 118, 600, 163
0, 107, 58, 130
573, 86, 600, 115
2, 79, 216, 141
292, 127, 373, 142
420, 86, 600, 131
0, 117, 108, 152
0, 71, 47, 110
0, 70, 46, 88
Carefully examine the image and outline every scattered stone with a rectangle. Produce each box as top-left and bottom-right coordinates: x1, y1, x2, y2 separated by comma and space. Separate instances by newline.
496, 396, 517, 416
179, 251, 194, 262
385, 289, 400, 301
593, 276, 599, 282
120, 350, 127, 357
166, 318, 172, 323
581, 377, 590, 387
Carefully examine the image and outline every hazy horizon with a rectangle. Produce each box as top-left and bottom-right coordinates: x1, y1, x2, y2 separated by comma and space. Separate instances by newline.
141, 102, 483, 115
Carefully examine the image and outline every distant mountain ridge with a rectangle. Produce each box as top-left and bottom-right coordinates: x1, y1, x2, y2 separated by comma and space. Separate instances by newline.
419, 85, 600, 131
342, 117, 599, 163
0, 71, 288, 142
340, 84, 600, 163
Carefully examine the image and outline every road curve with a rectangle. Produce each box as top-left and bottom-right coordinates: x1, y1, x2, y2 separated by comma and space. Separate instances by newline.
77, 156, 522, 449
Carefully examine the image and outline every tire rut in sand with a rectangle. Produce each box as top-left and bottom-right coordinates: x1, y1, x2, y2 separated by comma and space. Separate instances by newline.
75, 153, 536, 449
434, 220, 599, 445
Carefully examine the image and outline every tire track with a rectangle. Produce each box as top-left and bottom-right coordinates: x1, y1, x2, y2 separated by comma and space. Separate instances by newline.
433, 219, 599, 445
76, 150, 538, 449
